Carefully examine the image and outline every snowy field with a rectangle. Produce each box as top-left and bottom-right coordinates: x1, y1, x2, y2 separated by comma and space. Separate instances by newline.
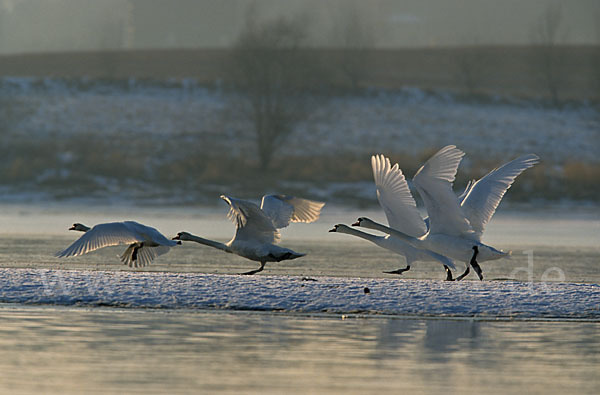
3, 77, 598, 164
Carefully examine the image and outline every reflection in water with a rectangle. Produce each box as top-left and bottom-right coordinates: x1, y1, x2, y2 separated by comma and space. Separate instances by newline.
0, 307, 598, 394
422, 319, 482, 363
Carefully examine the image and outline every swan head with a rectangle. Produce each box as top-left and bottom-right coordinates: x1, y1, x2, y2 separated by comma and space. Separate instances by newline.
172, 231, 192, 241
69, 223, 90, 232
352, 217, 375, 228
329, 224, 352, 233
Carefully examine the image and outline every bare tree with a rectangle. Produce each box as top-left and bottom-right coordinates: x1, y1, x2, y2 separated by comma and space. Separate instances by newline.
330, 1, 376, 91
228, 9, 324, 171
532, 3, 567, 104
453, 41, 488, 96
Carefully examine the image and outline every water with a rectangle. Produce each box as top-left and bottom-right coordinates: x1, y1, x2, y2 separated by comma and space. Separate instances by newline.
0, 203, 599, 394
0, 307, 598, 394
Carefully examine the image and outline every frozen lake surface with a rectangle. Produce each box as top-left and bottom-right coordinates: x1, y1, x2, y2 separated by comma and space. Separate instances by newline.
0, 203, 598, 394
0, 203, 598, 317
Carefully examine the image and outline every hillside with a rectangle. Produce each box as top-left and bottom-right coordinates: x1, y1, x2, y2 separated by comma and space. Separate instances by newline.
0, 76, 597, 205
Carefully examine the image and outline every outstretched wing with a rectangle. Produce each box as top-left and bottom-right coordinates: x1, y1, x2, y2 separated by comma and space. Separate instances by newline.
122, 221, 178, 247
456, 179, 475, 203
221, 195, 280, 244
55, 222, 142, 258
461, 154, 539, 239
412, 145, 474, 238
120, 245, 171, 268
371, 154, 428, 237
260, 195, 325, 229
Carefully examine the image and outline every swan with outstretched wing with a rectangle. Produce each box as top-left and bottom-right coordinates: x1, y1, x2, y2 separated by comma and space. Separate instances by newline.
174, 194, 325, 275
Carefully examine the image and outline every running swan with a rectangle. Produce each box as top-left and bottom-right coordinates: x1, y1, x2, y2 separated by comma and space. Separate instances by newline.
55, 221, 181, 267
328, 224, 456, 280
354, 147, 539, 280
173, 194, 325, 275
329, 153, 457, 279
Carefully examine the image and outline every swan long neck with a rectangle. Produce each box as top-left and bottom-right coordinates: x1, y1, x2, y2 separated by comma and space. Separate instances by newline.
335, 225, 382, 244
361, 219, 418, 244
182, 234, 231, 253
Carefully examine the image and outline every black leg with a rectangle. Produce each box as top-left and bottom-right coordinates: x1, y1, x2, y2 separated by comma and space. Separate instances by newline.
384, 265, 411, 275
132, 245, 139, 262
470, 246, 483, 281
444, 265, 454, 281
455, 266, 470, 281
239, 262, 266, 275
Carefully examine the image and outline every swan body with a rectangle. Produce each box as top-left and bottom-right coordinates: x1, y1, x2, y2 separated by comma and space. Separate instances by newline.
357, 148, 537, 280
355, 218, 507, 263
174, 231, 304, 266
174, 194, 324, 274
56, 221, 180, 267
329, 224, 455, 278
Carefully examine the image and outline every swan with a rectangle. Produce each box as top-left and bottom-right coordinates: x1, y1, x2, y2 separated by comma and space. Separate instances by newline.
328, 224, 456, 280
330, 153, 459, 279
173, 194, 325, 275
55, 221, 181, 267
354, 148, 539, 280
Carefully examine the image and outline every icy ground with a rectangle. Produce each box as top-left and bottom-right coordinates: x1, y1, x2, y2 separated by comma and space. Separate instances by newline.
1, 268, 598, 319
3, 77, 598, 164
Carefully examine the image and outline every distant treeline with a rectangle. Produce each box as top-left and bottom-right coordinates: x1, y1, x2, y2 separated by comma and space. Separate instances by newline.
0, 46, 598, 101
0, 131, 597, 204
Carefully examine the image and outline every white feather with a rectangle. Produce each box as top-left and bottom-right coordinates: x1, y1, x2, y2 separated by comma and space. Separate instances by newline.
371, 154, 428, 237
412, 145, 475, 238
260, 195, 325, 228
460, 154, 540, 239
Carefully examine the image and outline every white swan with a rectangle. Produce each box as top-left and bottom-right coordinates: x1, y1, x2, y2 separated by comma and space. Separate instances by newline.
56, 221, 181, 267
354, 147, 539, 280
173, 194, 325, 275
330, 153, 458, 279
328, 224, 456, 280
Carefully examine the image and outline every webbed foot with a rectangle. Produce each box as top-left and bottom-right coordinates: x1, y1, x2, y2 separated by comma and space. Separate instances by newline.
384, 265, 411, 275
239, 262, 266, 275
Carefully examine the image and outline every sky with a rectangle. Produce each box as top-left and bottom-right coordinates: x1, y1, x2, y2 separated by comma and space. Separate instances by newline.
0, 0, 598, 54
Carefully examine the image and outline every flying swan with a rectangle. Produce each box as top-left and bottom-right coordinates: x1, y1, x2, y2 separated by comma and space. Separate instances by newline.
354, 147, 539, 280
55, 221, 181, 267
173, 194, 325, 275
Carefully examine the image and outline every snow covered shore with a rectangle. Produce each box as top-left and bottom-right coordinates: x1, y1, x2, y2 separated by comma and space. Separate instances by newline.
1, 268, 598, 319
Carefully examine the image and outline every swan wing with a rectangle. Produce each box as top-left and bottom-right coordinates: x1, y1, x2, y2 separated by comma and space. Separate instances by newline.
260, 195, 325, 229
122, 221, 178, 247
456, 179, 475, 203
221, 195, 280, 244
120, 245, 171, 268
412, 145, 474, 237
371, 154, 427, 237
56, 222, 143, 258
461, 154, 539, 238
423, 249, 456, 270
134, 247, 157, 268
